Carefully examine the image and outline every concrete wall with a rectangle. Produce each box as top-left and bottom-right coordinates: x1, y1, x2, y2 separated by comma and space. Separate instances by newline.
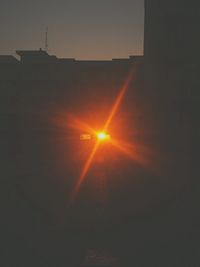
144, 0, 200, 64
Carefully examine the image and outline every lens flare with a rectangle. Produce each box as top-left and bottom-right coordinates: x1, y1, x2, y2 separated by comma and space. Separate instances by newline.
67, 68, 138, 205
97, 132, 110, 141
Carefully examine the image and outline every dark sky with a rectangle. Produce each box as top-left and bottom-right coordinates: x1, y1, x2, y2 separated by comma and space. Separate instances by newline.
1, 0, 144, 59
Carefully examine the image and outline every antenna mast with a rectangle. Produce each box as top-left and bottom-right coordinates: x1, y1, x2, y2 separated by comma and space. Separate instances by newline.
45, 26, 48, 52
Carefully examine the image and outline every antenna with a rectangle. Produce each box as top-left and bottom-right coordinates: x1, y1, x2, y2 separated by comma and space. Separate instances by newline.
45, 26, 48, 52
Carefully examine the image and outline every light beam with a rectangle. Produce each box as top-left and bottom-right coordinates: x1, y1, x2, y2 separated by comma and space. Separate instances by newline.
68, 69, 135, 205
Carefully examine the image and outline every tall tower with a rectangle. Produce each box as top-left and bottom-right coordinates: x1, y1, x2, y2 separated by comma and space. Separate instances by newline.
45, 27, 48, 52
144, 0, 200, 64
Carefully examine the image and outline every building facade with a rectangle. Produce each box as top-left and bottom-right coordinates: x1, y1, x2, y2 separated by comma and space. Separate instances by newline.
144, 0, 200, 64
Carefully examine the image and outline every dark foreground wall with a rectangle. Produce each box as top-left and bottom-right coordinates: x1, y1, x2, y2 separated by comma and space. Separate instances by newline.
144, 0, 200, 64
0, 52, 200, 266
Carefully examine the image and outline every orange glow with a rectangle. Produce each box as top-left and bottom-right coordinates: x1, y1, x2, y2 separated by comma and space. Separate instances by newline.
68, 140, 101, 205
110, 138, 151, 167
68, 69, 136, 205
80, 133, 92, 140
97, 132, 110, 141
103, 70, 134, 132
67, 114, 96, 135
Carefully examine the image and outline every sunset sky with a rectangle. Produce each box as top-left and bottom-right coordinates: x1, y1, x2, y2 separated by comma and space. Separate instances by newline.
0, 0, 144, 59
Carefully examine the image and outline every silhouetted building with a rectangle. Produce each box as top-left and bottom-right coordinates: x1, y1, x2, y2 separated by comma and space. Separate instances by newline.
0, 55, 19, 64
144, 0, 200, 65
16, 49, 57, 64
0, 55, 19, 80
0, 1, 199, 245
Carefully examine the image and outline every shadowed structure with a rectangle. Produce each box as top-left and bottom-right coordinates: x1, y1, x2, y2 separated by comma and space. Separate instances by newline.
144, 0, 200, 64
0, 1, 200, 266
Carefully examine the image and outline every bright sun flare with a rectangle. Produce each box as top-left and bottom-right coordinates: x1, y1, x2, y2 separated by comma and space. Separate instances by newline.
97, 132, 110, 141
67, 69, 137, 205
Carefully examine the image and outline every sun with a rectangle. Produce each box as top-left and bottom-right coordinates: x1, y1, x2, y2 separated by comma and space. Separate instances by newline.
67, 69, 136, 205
97, 132, 110, 141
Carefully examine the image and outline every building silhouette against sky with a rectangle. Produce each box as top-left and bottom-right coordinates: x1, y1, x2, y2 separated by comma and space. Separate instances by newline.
1, 0, 200, 66
0, 2, 200, 266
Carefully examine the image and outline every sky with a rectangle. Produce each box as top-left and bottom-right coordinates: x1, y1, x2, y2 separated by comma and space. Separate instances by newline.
0, 0, 144, 59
